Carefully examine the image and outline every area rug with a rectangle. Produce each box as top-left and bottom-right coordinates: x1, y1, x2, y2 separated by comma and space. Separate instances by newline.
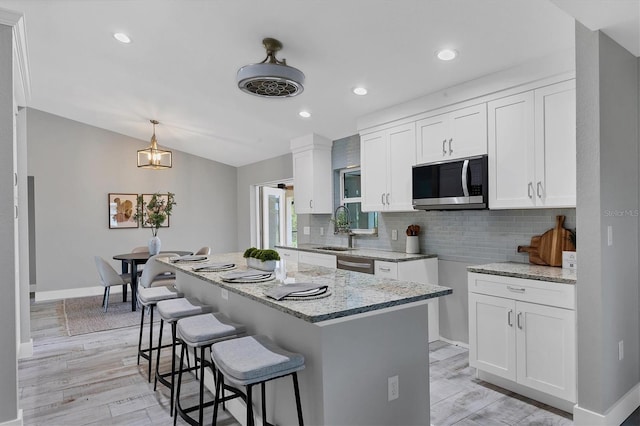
63, 294, 157, 336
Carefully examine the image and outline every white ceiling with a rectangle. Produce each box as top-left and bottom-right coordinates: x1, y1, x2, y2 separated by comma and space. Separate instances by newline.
0, 1, 635, 167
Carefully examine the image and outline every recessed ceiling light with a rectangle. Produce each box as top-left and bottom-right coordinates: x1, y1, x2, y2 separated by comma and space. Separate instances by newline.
353, 87, 368, 96
299, 111, 311, 118
436, 48, 457, 61
113, 33, 131, 44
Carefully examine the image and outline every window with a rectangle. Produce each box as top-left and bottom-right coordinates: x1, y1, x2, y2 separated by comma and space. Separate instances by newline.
339, 168, 377, 231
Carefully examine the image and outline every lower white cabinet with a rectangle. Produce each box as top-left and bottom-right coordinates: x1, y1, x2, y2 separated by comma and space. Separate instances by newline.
376, 258, 440, 342
297, 251, 336, 268
468, 273, 576, 403
276, 248, 299, 263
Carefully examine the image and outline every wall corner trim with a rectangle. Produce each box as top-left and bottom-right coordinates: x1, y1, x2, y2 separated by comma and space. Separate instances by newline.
0, 7, 31, 105
573, 383, 640, 426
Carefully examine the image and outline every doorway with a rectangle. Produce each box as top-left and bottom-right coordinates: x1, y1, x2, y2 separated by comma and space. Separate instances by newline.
256, 182, 296, 249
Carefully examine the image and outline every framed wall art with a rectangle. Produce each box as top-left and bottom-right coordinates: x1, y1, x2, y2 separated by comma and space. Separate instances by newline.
108, 193, 138, 229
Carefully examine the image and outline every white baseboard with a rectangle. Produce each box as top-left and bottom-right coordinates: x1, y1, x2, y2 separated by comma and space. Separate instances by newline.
437, 336, 469, 349
18, 339, 32, 359
35, 285, 123, 303
573, 383, 640, 426
0, 409, 23, 426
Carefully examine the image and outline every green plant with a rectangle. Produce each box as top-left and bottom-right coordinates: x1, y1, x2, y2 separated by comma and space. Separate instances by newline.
134, 192, 176, 237
243, 248, 280, 261
243, 247, 258, 258
255, 249, 280, 261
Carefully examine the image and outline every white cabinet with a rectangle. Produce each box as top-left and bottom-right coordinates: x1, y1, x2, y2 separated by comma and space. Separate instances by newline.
488, 80, 576, 209
376, 258, 440, 342
291, 134, 333, 214
276, 248, 299, 263
298, 251, 336, 268
360, 123, 415, 212
468, 272, 576, 403
416, 104, 487, 164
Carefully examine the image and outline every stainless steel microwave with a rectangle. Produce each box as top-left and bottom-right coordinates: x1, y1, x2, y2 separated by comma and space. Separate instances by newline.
412, 155, 488, 210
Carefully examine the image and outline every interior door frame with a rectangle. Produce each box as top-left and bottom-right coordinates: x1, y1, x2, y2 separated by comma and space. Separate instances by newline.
251, 179, 293, 249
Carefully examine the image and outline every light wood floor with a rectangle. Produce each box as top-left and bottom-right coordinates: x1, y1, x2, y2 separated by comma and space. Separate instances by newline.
21, 299, 573, 425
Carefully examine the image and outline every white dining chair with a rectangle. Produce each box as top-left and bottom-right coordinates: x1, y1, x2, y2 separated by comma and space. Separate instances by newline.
94, 256, 132, 312
194, 246, 211, 255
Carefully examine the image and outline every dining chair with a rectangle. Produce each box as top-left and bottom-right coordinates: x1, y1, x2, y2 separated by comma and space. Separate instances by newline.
195, 246, 211, 255
94, 256, 132, 312
131, 246, 149, 253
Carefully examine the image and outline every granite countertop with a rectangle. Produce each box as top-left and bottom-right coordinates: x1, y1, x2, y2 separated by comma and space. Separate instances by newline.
160, 253, 452, 323
467, 262, 577, 284
276, 244, 437, 262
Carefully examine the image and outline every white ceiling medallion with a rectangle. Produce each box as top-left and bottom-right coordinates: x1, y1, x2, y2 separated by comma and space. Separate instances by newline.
237, 38, 305, 98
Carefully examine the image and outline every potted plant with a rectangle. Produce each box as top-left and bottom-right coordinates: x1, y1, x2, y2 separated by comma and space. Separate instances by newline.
134, 192, 176, 255
243, 247, 280, 271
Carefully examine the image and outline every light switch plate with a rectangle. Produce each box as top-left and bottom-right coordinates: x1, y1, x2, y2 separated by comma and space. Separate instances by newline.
392, 230, 398, 241
303, 226, 310, 235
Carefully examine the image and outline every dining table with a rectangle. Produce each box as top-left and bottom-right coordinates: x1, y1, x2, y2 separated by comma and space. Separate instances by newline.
113, 250, 192, 311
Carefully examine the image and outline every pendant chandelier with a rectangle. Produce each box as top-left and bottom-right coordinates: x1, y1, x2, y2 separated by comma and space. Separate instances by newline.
237, 38, 305, 98
137, 119, 172, 169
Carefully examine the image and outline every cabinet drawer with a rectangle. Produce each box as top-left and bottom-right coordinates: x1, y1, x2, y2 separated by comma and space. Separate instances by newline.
298, 251, 336, 268
375, 261, 398, 279
277, 248, 299, 263
468, 272, 574, 310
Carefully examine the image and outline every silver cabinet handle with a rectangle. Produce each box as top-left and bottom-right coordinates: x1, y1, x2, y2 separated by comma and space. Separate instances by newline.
517, 312, 523, 329
379, 267, 391, 272
527, 182, 533, 198
309, 200, 313, 209
537, 181, 543, 199
14, 172, 17, 186
448, 138, 453, 155
507, 286, 526, 293
282, 253, 291, 257
386, 193, 390, 205
507, 309, 513, 327
381, 193, 385, 205
15, 205, 18, 219
442, 139, 447, 155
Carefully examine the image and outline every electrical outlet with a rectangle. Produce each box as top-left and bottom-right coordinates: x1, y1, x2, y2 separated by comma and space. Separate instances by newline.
221, 288, 228, 300
619, 340, 624, 361
608, 225, 613, 246
320, 227, 324, 236
388, 375, 399, 401
391, 229, 398, 241
303, 226, 310, 235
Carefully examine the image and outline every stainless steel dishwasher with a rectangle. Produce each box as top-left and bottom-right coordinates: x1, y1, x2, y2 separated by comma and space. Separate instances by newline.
336, 254, 374, 274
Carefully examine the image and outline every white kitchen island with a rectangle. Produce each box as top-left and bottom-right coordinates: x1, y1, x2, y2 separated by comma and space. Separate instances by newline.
161, 253, 452, 425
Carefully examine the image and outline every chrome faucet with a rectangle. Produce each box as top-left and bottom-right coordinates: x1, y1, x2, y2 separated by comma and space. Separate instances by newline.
333, 205, 355, 248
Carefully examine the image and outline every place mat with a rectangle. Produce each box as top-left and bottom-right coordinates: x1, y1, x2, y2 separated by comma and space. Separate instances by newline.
222, 275, 276, 284
264, 283, 329, 301
192, 262, 236, 272
170, 255, 208, 263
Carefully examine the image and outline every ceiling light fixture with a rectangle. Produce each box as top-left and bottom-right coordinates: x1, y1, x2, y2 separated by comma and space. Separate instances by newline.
353, 87, 368, 96
113, 32, 131, 44
137, 120, 172, 169
237, 38, 305, 98
299, 111, 311, 118
436, 48, 458, 61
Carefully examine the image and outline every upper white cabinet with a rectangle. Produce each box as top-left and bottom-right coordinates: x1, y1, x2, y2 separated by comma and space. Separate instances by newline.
291, 134, 333, 214
361, 123, 416, 212
416, 104, 487, 164
488, 80, 576, 209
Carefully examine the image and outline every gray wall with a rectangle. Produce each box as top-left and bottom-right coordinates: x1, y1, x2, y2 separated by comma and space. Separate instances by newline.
575, 24, 640, 415
27, 109, 239, 293
0, 22, 18, 424
236, 153, 293, 249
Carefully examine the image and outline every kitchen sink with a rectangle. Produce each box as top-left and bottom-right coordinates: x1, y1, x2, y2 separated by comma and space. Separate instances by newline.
314, 246, 350, 252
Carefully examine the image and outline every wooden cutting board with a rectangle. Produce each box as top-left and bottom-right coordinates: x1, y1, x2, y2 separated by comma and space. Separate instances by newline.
517, 215, 575, 267
538, 215, 575, 266
517, 235, 546, 265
